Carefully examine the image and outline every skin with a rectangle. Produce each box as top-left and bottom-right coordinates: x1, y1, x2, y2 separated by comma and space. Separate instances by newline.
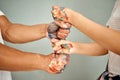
0, 15, 65, 74
53, 40, 108, 56
52, 6, 120, 56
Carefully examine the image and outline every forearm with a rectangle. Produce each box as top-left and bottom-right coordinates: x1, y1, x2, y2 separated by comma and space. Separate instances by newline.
65, 8, 120, 54
0, 16, 48, 43
0, 43, 45, 71
71, 42, 108, 56
4, 23, 48, 43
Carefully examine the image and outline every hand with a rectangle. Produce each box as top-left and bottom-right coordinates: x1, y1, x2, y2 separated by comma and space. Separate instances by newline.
48, 40, 73, 73
47, 21, 71, 39
39, 53, 60, 74
55, 20, 72, 39
49, 53, 70, 73
52, 40, 73, 54
52, 5, 69, 22
41, 53, 69, 74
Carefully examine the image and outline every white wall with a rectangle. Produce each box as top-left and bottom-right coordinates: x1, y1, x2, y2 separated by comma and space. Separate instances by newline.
0, 0, 115, 80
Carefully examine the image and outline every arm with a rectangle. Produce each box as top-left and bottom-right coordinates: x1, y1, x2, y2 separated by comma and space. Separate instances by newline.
0, 43, 55, 73
53, 40, 108, 56
65, 8, 120, 54
71, 42, 108, 56
52, 6, 120, 54
0, 15, 48, 43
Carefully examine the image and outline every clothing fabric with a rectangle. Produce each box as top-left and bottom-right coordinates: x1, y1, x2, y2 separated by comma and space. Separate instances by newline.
48, 21, 72, 73
98, 0, 120, 80
107, 0, 120, 75
0, 10, 12, 80
98, 71, 120, 80
0, 10, 4, 15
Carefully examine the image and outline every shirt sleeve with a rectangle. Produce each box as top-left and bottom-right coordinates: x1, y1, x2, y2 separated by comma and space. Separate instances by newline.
0, 10, 5, 15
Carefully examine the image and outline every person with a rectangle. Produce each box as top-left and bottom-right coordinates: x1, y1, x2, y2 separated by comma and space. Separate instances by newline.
0, 10, 70, 80
51, 0, 120, 80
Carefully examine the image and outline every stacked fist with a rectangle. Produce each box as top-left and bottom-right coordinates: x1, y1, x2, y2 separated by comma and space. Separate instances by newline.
47, 6, 73, 73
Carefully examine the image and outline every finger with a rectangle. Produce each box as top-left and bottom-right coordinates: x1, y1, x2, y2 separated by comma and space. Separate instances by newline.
57, 32, 68, 39
50, 39, 59, 47
53, 40, 65, 50
54, 20, 69, 28
56, 49, 69, 54
61, 22, 69, 28
52, 5, 60, 10
52, 6, 60, 14
52, 6, 62, 20
55, 40, 66, 46
59, 28, 70, 34
54, 20, 63, 28
55, 40, 73, 49
53, 46, 62, 51
49, 65, 59, 73
57, 28, 70, 39
65, 23, 72, 28
50, 38, 59, 43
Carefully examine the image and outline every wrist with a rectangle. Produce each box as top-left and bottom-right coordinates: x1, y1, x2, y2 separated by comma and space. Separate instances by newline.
35, 54, 48, 70
70, 42, 79, 54
22, 53, 46, 70
41, 24, 48, 38
45, 24, 48, 38
65, 41, 76, 54
36, 54, 54, 73
63, 8, 73, 23
31, 53, 42, 70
